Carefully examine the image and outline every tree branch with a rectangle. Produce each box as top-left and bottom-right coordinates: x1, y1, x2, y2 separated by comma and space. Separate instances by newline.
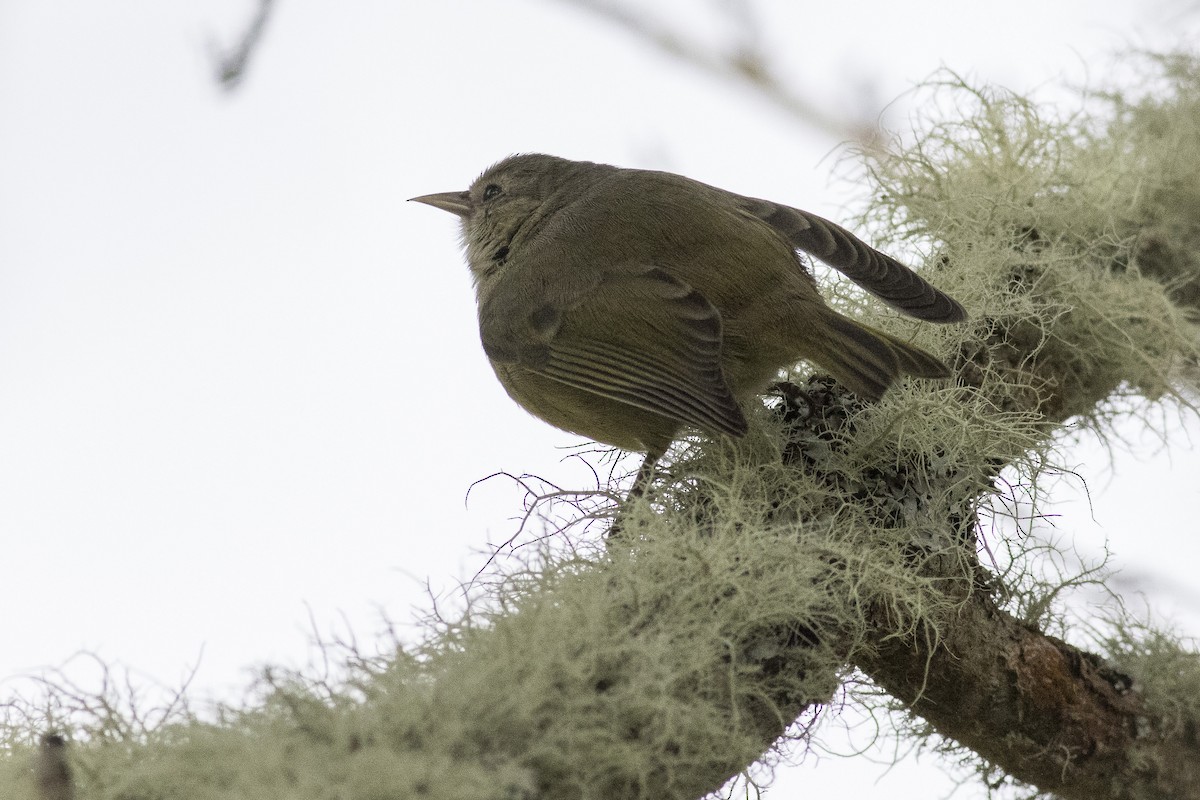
664, 67, 1200, 797
553, 0, 880, 146
860, 591, 1200, 797
210, 0, 276, 91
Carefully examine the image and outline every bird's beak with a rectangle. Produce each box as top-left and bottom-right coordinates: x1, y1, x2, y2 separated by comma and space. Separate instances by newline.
409, 191, 472, 218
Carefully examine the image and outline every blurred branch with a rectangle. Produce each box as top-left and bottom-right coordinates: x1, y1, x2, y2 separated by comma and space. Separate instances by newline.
33, 734, 75, 800
554, 0, 881, 147
210, 0, 276, 91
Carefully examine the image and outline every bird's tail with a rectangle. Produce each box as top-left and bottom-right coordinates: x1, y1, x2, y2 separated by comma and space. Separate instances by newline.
807, 310, 952, 401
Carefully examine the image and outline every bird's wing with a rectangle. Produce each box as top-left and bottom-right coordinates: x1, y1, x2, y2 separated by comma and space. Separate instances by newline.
736, 196, 966, 323
479, 265, 747, 439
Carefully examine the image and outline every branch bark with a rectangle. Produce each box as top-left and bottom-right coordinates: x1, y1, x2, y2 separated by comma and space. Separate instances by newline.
673, 366, 1200, 799
860, 591, 1200, 798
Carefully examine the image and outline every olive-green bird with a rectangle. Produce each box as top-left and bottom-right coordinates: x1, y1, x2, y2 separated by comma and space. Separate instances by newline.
413, 154, 964, 471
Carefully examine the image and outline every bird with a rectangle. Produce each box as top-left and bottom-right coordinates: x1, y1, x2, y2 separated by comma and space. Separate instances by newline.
412, 154, 964, 490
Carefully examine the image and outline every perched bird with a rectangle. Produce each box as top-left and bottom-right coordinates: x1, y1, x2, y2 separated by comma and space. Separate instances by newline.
413, 154, 964, 479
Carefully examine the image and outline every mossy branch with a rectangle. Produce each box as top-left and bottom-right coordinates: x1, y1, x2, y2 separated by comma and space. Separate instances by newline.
8, 55, 1200, 800
725, 56, 1200, 797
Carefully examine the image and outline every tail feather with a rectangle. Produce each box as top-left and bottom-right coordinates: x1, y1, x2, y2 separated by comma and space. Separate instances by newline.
809, 312, 951, 401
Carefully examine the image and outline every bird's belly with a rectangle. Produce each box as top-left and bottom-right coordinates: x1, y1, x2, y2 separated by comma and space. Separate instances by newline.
490, 361, 679, 455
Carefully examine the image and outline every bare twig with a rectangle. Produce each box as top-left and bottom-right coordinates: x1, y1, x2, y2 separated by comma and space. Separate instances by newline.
554, 0, 881, 146
210, 0, 276, 91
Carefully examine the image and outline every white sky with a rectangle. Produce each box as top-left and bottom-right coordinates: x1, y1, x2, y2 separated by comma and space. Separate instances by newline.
2, 1, 1199, 797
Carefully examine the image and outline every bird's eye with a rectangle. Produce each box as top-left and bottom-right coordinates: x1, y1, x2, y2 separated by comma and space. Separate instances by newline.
482, 184, 502, 201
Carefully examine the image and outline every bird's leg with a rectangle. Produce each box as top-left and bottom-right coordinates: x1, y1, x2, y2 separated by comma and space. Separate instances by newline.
626, 451, 660, 504
607, 450, 661, 541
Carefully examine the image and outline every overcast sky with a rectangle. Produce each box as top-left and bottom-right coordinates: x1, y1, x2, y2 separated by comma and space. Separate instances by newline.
2, 1, 1199, 796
